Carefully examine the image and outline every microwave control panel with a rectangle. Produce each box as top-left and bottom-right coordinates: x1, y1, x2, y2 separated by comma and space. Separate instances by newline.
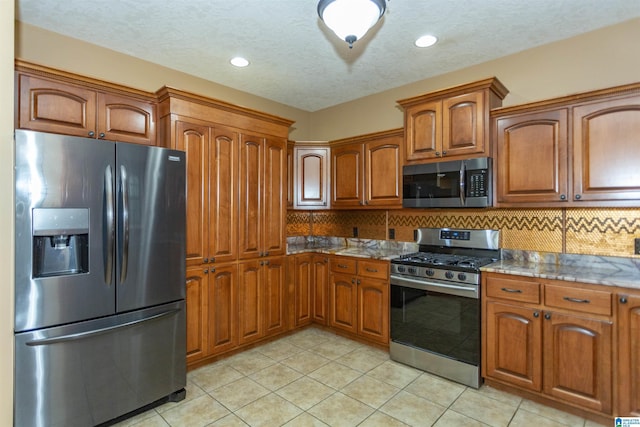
467, 170, 488, 197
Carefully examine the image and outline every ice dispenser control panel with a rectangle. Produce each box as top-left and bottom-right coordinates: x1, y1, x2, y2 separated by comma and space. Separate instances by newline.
32, 208, 89, 278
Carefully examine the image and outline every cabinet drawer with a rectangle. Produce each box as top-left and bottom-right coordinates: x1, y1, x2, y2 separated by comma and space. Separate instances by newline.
544, 285, 612, 316
485, 276, 540, 303
358, 260, 389, 280
330, 258, 357, 275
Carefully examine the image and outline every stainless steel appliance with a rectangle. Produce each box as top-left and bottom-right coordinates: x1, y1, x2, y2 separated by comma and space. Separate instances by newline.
403, 157, 492, 208
389, 228, 499, 388
14, 130, 187, 426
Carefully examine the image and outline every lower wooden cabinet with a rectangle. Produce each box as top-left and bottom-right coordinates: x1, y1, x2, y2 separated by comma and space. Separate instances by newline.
329, 257, 389, 345
293, 254, 313, 327
617, 292, 640, 417
185, 265, 208, 365
238, 257, 286, 345
483, 272, 614, 418
312, 255, 330, 325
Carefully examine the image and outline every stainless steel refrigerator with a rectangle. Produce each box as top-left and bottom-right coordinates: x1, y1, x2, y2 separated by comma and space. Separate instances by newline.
14, 129, 187, 426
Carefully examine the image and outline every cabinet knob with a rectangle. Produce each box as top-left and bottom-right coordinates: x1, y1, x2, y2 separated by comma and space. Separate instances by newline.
533, 312, 540, 318
442, 151, 447, 156
357, 279, 361, 285
435, 151, 441, 157
323, 202, 327, 206
544, 313, 551, 320
351, 278, 355, 284
204, 258, 209, 263
265, 251, 269, 257
575, 194, 582, 200
203, 269, 209, 274
260, 261, 264, 266
560, 194, 566, 200
88, 131, 95, 137
620, 296, 628, 304
99, 132, 105, 139
210, 268, 216, 273
265, 260, 270, 266
210, 257, 215, 263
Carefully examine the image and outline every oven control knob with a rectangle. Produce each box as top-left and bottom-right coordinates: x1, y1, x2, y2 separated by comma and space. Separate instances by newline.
458, 273, 467, 281
445, 271, 454, 279
397, 266, 406, 273
408, 267, 417, 274
425, 268, 435, 277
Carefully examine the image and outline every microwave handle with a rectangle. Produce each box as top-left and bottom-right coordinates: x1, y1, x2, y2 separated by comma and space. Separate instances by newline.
459, 161, 466, 206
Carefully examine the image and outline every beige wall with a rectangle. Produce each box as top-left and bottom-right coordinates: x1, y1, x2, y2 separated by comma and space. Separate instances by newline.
310, 17, 640, 140
15, 18, 640, 142
1, 1, 14, 426
14, 22, 314, 140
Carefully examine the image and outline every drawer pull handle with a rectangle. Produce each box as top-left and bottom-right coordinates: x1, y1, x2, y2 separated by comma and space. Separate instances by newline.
338, 264, 348, 269
366, 268, 378, 273
563, 296, 591, 304
501, 287, 523, 293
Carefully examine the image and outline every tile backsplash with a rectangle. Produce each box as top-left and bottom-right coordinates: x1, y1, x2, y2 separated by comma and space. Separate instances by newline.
286, 208, 640, 258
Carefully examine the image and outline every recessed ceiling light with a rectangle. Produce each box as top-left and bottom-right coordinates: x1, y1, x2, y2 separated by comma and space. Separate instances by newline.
415, 35, 438, 48
230, 57, 249, 67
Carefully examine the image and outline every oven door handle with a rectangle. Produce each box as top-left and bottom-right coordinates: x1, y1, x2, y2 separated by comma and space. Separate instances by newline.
391, 275, 478, 299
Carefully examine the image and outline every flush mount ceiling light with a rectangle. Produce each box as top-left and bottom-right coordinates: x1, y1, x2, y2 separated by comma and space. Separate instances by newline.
317, 0, 386, 48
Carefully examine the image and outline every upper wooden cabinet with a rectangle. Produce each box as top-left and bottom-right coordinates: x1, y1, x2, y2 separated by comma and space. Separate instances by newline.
331, 129, 404, 209
293, 143, 331, 209
238, 135, 287, 259
16, 61, 156, 145
398, 78, 508, 163
493, 83, 640, 206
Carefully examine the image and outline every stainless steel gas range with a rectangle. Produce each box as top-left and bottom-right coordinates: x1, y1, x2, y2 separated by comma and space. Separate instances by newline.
389, 228, 500, 388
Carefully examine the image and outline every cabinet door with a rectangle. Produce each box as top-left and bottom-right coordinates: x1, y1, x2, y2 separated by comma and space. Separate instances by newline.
175, 122, 209, 266
496, 109, 569, 204
294, 254, 313, 326
542, 311, 612, 414
97, 92, 156, 145
573, 95, 640, 201
295, 147, 330, 209
617, 293, 640, 417
404, 100, 442, 161
263, 257, 286, 336
365, 135, 402, 208
207, 263, 237, 356
357, 278, 389, 344
18, 74, 97, 138
238, 260, 263, 345
332, 143, 364, 208
185, 266, 207, 364
262, 137, 286, 257
209, 127, 238, 263
312, 255, 329, 325
329, 272, 358, 333
484, 301, 542, 391
442, 92, 485, 157
238, 134, 264, 259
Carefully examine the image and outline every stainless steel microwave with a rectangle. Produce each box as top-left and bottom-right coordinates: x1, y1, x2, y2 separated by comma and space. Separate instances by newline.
403, 157, 492, 208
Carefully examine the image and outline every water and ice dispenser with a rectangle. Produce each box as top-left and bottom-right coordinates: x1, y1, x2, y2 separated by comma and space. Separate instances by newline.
32, 208, 89, 278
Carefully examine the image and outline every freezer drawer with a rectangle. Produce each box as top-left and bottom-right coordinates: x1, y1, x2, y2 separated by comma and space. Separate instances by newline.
14, 301, 186, 427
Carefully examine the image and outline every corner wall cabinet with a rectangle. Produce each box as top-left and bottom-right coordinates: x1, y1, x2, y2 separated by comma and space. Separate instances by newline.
15, 61, 156, 145
292, 143, 331, 209
398, 78, 508, 163
157, 86, 293, 368
493, 82, 640, 206
331, 129, 404, 209
482, 272, 639, 423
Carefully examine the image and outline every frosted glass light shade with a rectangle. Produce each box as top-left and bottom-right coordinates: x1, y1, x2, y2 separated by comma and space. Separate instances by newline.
318, 0, 386, 47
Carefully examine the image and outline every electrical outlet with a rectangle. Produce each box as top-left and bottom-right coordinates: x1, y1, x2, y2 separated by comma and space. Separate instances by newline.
353, 227, 358, 237
389, 228, 395, 240
635, 238, 640, 255
413, 229, 418, 241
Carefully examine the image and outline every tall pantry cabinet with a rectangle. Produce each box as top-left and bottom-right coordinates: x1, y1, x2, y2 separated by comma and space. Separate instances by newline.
157, 87, 294, 367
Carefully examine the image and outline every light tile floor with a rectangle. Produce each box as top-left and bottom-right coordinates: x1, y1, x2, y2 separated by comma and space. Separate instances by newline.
115, 328, 609, 427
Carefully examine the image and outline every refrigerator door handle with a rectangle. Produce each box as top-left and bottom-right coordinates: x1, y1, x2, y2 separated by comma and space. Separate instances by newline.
119, 165, 130, 283
25, 308, 181, 346
104, 165, 115, 286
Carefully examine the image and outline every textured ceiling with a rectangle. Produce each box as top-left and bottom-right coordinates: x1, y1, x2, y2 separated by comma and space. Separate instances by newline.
16, 0, 640, 112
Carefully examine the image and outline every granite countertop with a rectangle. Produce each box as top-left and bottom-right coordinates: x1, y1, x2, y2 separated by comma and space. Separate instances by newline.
482, 250, 640, 290
286, 236, 417, 261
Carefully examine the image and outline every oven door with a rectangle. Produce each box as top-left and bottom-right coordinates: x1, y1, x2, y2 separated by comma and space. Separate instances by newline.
390, 274, 480, 367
